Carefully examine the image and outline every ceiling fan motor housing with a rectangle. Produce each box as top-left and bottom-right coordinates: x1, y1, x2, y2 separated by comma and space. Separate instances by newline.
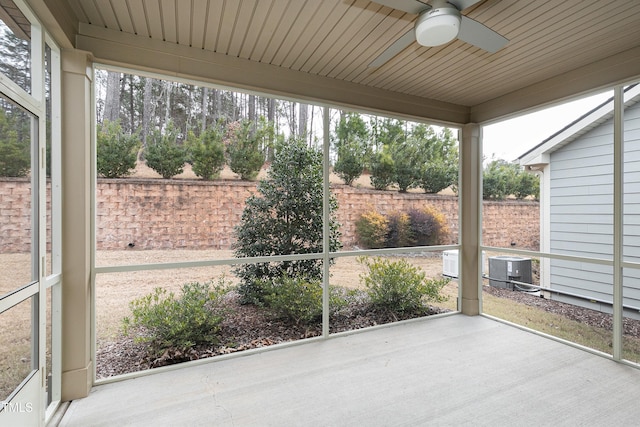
415, 4, 461, 47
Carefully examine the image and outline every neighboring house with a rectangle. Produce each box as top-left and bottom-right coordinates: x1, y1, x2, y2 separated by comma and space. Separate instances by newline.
519, 84, 640, 319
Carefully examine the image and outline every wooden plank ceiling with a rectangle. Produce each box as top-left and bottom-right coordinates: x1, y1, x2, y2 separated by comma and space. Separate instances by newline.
60, 0, 640, 123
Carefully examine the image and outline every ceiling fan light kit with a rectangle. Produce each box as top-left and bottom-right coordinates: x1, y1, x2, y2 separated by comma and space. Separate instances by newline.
368, 0, 509, 68
415, 6, 461, 47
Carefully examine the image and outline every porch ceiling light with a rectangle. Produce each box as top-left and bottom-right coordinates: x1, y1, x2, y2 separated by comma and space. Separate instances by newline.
415, 7, 461, 47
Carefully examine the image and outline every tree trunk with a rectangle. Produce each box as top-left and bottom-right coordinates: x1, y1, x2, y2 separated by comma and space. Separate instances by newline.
268, 98, 275, 123
104, 71, 121, 123
248, 94, 256, 122
164, 80, 172, 129
185, 84, 193, 135
201, 87, 209, 133
142, 77, 154, 152
289, 102, 297, 138
309, 105, 315, 148
298, 103, 308, 141
128, 75, 135, 133
266, 98, 276, 161
213, 89, 221, 122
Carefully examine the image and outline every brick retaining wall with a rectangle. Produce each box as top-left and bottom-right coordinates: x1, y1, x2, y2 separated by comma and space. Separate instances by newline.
0, 178, 539, 253
0, 179, 33, 252
96, 179, 258, 250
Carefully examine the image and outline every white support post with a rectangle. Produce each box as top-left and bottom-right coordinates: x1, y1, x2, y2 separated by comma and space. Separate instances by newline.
460, 123, 482, 315
612, 86, 624, 360
60, 49, 94, 400
322, 106, 331, 337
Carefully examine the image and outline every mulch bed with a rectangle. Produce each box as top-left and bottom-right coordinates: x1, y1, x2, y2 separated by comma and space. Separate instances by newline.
96, 291, 448, 378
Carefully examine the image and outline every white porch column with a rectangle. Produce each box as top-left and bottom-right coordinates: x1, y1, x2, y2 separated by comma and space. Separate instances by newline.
60, 49, 93, 400
460, 123, 482, 315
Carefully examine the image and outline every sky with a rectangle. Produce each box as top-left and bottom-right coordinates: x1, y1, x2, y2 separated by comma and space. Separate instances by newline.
481, 91, 614, 163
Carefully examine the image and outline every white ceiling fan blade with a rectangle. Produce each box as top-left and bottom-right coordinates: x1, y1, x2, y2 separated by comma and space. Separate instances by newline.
368, 28, 417, 68
458, 15, 508, 53
371, 0, 430, 15
448, 0, 484, 11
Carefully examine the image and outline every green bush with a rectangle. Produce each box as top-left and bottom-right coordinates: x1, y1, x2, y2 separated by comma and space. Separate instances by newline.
369, 150, 395, 190
390, 132, 432, 193
226, 120, 265, 180
122, 280, 228, 354
187, 127, 225, 180
414, 126, 458, 194
359, 257, 448, 316
482, 158, 518, 200
334, 141, 365, 186
483, 158, 540, 200
97, 120, 140, 178
333, 112, 369, 186
233, 137, 342, 302
418, 162, 457, 194
514, 170, 540, 200
262, 276, 323, 325
145, 121, 187, 179
260, 276, 346, 325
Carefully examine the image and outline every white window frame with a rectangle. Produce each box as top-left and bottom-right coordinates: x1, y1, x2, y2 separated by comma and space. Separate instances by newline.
0, 0, 62, 424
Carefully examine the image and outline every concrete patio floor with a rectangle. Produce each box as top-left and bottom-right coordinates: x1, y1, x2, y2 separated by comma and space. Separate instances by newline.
57, 314, 640, 426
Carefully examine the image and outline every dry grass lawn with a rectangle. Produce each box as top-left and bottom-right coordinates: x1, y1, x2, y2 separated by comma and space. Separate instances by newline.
94, 249, 456, 341
482, 289, 640, 362
0, 298, 32, 401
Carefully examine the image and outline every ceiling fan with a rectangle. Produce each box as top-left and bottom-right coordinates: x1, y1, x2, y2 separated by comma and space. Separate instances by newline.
368, 0, 508, 67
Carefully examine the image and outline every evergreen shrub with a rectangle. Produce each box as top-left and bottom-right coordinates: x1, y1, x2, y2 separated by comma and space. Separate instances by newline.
334, 143, 365, 186
260, 276, 346, 325
226, 120, 265, 181
187, 127, 225, 180
123, 280, 228, 354
369, 150, 395, 190
145, 122, 187, 179
233, 137, 342, 303
96, 120, 140, 178
418, 162, 457, 194
359, 257, 448, 316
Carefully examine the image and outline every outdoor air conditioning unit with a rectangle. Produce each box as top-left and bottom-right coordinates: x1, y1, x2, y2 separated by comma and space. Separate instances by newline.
442, 250, 486, 278
488, 256, 532, 290
443, 250, 458, 277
